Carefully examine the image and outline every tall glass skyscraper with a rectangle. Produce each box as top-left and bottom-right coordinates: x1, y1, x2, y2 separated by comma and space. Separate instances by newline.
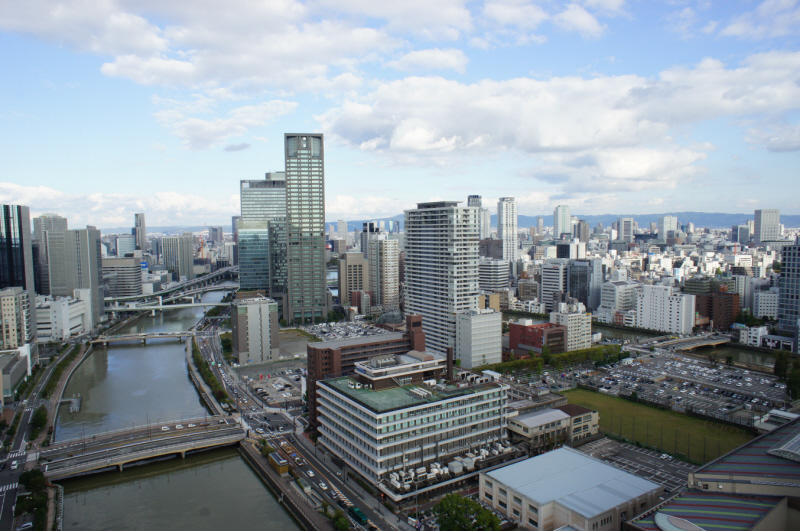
0, 204, 35, 294
238, 221, 271, 291
553, 204, 571, 240
284, 134, 328, 323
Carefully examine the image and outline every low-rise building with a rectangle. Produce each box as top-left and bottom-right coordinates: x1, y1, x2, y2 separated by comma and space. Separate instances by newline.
508, 320, 567, 355
35, 295, 91, 342
0, 344, 33, 404
480, 447, 662, 531
507, 404, 599, 452
0, 287, 34, 350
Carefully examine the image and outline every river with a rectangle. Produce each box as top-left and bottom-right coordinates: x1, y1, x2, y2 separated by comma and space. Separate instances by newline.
55, 281, 301, 531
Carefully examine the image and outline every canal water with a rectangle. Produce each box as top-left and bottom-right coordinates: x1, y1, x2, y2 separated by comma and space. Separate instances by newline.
55, 281, 301, 531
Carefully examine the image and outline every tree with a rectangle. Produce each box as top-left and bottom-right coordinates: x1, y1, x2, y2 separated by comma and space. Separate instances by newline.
774, 350, 791, 379
433, 493, 501, 531
541, 345, 552, 365
726, 356, 734, 367
502, 322, 509, 334
30, 406, 47, 431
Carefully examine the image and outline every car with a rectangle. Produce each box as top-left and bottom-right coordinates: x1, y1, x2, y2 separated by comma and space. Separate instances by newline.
338, 500, 349, 509
319, 482, 328, 490
188, 423, 196, 428
10, 460, 18, 470
175, 424, 184, 430
15, 523, 33, 531
307, 470, 315, 477
0, 462, 5, 472
255, 428, 265, 434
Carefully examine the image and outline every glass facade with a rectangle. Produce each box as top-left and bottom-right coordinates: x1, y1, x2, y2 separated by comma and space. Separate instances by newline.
0, 204, 35, 293
238, 221, 271, 291
285, 134, 328, 323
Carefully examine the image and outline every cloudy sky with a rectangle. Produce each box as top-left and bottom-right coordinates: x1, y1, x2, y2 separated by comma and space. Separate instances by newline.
1, 0, 799, 228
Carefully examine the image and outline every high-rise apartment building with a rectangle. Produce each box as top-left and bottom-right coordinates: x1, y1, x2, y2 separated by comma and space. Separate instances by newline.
240, 172, 288, 302
553, 205, 571, 240
468, 195, 492, 240
635, 285, 695, 335
47, 228, 104, 326
468, 195, 482, 208
778, 240, 800, 342
134, 213, 146, 251
162, 234, 194, 282
1, 205, 35, 295
284, 134, 328, 323
497, 197, 518, 262
231, 295, 280, 365
754, 209, 781, 244
368, 236, 399, 310
658, 215, 678, 239
0, 287, 34, 349
338, 252, 369, 306
617, 217, 634, 243
405, 201, 479, 354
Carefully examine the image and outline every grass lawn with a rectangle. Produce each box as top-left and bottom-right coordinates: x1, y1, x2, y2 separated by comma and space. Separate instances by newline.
563, 388, 754, 464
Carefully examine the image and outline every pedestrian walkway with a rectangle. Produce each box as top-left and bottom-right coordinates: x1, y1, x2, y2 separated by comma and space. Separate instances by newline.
0, 483, 18, 494
36, 344, 88, 447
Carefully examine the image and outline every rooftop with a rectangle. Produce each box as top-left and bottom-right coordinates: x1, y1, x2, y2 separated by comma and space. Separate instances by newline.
308, 332, 405, 350
629, 492, 782, 531
512, 408, 570, 428
554, 404, 596, 417
484, 447, 661, 519
321, 376, 501, 414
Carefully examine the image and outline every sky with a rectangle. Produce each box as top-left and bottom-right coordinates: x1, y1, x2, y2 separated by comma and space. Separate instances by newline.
1, 0, 799, 229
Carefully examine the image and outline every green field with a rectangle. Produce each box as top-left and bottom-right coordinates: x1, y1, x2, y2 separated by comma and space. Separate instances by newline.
563, 388, 754, 464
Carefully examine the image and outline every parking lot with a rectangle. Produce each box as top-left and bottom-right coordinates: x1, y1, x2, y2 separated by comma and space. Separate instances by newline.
303, 321, 391, 341
587, 350, 789, 415
577, 438, 695, 494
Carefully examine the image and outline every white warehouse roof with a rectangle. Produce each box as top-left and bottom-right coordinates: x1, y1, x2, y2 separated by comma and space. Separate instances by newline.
512, 408, 570, 428
484, 447, 661, 519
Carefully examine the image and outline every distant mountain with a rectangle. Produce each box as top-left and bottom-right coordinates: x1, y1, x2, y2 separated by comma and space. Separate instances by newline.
335, 212, 800, 232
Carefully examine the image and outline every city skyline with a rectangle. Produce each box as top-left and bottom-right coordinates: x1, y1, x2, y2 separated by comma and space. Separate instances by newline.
2, 2, 800, 227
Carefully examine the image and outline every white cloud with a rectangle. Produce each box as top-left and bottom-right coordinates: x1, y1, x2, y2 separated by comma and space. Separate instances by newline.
155, 100, 298, 150
387, 48, 469, 73
0, 182, 238, 228
482, 0, 549, 30
721, 0, 800, 39
553, 4, 606, 38
326, 194, 415, 220
583, 0, 626, 14
747, 122, 800, 152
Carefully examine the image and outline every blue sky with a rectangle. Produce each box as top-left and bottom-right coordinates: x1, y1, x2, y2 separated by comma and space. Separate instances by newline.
1, 0, 799, 228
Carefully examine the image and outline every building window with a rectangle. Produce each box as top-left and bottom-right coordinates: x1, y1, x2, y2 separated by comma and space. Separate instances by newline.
528, 505, 538, 514
499, 500, 507, 509
499, 488, 507, 497
513, 508, 520, 518
484, 492, 493, 501
513, 496, 522, 505
528, 517, 538, 528
485, 480, 493, 489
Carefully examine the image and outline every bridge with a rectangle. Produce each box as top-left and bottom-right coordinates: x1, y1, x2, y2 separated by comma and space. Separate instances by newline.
658, 336, 731, 351
104, 302, 230, 314
92, 331, 195, 345
104, 266, 238, 304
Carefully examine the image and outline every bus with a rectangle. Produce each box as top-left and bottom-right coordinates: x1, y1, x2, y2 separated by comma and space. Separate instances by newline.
348, 506, 368, 525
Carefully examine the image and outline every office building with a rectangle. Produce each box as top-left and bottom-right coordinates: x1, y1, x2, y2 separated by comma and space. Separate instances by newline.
575, 220, 590, 243
455, 308, 502, 369
778, 240, 800, 339
317, 349, 508, 498
337, 219, 347, 241
508, 320, 567, 355
732, 224, 750, 244
231, 215, 241, 243
567, 259, 603, 311
115, 234, 136, 256
284, 134, 328, 323
695, 290, 740, 331
241, 172, 287, 302
480, 448, 662, 531
359, 222, 380, 259
162, 234, 194, 282
497, 197, 518, 262
468, 195, 482, 208
754, 209, 781, 244
479, 258, 509, 293
32, 213, 68, 296
307, 314, 426, 426
479, 239, 504, 260
553, 205, 571, 240
1, 205, 36, 295
657, 215, 678, 238
338, 252, 369, 306
46, 229, 104, 326
405, 201, 479, 354
0, 345, 34, 404
237, 221, 270, 291
0, 287, 34, 349
507, 404, 599, 450
550, 299, 591, 352
134, 213, 146, 251
208, 226, 224, 244
368, 236, 399, 310
540, 261, 569, 312
536, 216, 544, 236
102, 257, 144, 298
617, 217, 634, 243
231, 295, 280, 365
556, 240, 585, 260
35, 294, 91, 342
635, 285, 695, 335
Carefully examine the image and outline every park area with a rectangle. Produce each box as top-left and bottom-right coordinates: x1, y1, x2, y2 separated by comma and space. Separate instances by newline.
563, 388, 754, 464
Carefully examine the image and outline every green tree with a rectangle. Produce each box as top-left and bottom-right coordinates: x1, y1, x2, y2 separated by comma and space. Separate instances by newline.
433, 493, 501, 531
502, 322, 509, 334
541, 345, 552, 365
771, 260, 782, 273
30, 406, 47, 431
333, 517, 349, 531
774, 350, 791, 379
726, 356, 734, 367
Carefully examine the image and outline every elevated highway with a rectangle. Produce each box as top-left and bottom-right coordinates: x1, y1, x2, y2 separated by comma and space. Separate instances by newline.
104, 266, 238, 304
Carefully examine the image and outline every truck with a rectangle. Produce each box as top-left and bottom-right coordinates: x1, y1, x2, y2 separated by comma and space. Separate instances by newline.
348, 506, 368, 525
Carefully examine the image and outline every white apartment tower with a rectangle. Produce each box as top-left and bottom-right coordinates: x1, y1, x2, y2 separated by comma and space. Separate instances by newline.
368, 236, 399, 311
635, 285, 695, 335
754, 209, 780, 244
497, 197, 518, 262
553, 205, 571, 240
404, 201, 479, 354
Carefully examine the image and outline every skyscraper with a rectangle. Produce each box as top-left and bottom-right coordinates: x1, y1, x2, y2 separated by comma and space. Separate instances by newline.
617, 217, 634, 243
368, 235, 399, 311
497, 197, 518, 262
47, 228, 104, 325
337, 219, 347, 241
536, 216, 544, 236
468, 195, 482, 208
284, 134, 328, 323
231, 215, 241, 243
134, 213, 146, 251
1, 205, 35, 294
240, 172, 287, 302
480, 208, 492, 240
553, 205, 571, 240
208, 226, 224, 244
778, 239, 800, 343
405, 201, 479, 354
754, 209, 780, 244
576, 220, 590, 243
658, 215, 678, 239
32, 212, 68, 296
162, 234, 194, 282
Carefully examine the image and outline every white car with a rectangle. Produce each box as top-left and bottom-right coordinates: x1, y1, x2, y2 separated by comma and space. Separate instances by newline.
176, 424, 184, 430
188, 423, 196, 428
319, 482, 328, 490
307, 470, 315, 477
10, 460, 18, 470
161, 426, 169, 431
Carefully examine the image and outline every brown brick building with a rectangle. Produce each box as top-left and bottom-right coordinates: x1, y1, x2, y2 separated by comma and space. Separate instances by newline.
696, 289, 740, 331
306, 315, 425, 426
508, 321, 567, 355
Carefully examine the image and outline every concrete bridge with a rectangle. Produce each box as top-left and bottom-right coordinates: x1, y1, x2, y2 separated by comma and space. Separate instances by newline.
104, 302, 230, 315
104, 266, 238, 304
91, 331, 195, 345
41, 426, 245, 480
659, 336, 731, 351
